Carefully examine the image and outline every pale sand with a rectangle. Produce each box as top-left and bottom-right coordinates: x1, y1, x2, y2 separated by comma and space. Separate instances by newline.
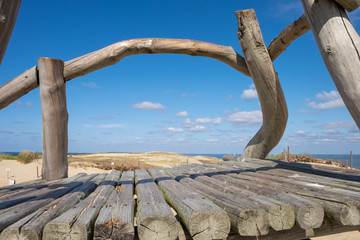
1, 154, 359, 239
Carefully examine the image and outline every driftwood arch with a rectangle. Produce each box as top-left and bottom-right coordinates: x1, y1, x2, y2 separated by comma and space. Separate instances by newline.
0, 1, 359, 180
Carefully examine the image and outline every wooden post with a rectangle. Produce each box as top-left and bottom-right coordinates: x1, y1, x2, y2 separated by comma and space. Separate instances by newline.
301, 0, 360, 129
0, 0, 22, 65
38, 57, 68, 181
236, 9, 288, 159
288, 146, 290, 159
350, 151, 353, 169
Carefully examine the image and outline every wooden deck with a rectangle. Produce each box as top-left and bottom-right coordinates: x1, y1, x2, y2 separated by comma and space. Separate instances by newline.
0, 158, 360, 240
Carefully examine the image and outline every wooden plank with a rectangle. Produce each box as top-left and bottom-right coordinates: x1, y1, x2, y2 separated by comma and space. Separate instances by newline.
38, 57, 68, 181
174, 166, 295, 231
134, 169, 178, 240
148, 168, 230, 239
0, 173, 105, 240
42, 171, 121, 240
178, 164, 324, 234
0, 179, 44, 195
301, 0, 360, 129
223, 170, 360, 227
0, 0, 21, 64
0, 173, 86, 209
268, 14, 310, 61
94, 171, 135, 240
0, 173, 91, 232
335, 0, 360, 12
225, 158, 360, 181
164, 168, 270, 237
235, 9, 288, 159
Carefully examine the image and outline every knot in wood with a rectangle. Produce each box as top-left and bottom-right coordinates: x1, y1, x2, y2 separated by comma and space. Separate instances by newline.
326, 46, 332, 55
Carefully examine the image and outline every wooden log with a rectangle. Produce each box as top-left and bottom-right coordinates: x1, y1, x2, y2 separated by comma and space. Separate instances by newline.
227, 219, 360, 240
0, 178, 43, 196
335, 0, 360, 11
0, 66, 38, 110
135, 169, 178, 240
94, 171, 135, 240
148, 168, 230, 239
226, 170, 359, 227
164, 168, 270, 237
236, 9, 288, 159
301, 0, 360, 129
0, 0, 21, 64
38, 57, 68, 181
175, 165, 297, 231
0, 173, 86, 209
178, 164, 324, 233
0, 174, 105, 240
42, 171, 121, 240
268, 14, 311, 61
0, 173, 91, 233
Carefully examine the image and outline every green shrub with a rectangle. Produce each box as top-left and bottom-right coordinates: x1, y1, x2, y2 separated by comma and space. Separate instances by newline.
0, 153, 19, 160
17, 150, 42, 164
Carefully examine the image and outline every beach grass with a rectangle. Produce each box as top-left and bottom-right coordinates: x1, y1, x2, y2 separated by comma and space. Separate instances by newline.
0, 150, 42, 164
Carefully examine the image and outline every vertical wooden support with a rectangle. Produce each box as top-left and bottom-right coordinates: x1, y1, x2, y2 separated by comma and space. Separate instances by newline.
0, 0, 22, 65
301, 0, 360, 129
236, 9, 288, 159
350, 150, 353, 169
38, 57, 68, 180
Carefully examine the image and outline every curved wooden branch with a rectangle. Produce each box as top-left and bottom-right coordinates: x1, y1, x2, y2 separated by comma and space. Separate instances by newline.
236, 9, 288, 159
64, 38, 249, 80
0, 39, 249, 110
268, 14, 310, 61
0, 0, 22, 65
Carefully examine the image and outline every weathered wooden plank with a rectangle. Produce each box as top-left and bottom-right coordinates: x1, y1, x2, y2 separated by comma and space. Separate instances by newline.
0, 173, 86, 209
301, 0, 360, 129
0, 0, 21, 64
335, 0, 360, 12
0, 179, 44, 195
94, 171, 135, 240
164, 168, 270, 237
174, 165, 295, 231
135, 169, 178, 240
236, 9, 288, 159
148, 168, 230, 239
225, 158, 360, 181
42, 171, 120, 240
0, 173, 105, 240
178, 164, 324, 234
39, 57, 68, 181
268, 14, 311, 61
224, 170, 359, 227
0, 173, 91, 233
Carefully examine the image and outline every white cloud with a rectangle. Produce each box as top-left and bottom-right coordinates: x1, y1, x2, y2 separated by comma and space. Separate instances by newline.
195, 117, 222, 124
241, 89, 258, 100
307, 90, 345, 110
318, 121, 356, 129
82, 82, 100, 88
132, 101, 165, 110
206, 138, 219, 142
183, 118, 195, 128
322, 129, 339, 135
176, 111, 188, 117
189, 125, 206, 132
166, 127, 183, 134
227, 110, 262, 124
98, 124, 125, 129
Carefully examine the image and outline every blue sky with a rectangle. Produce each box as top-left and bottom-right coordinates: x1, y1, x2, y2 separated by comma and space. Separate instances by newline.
0, 0, 359, 154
